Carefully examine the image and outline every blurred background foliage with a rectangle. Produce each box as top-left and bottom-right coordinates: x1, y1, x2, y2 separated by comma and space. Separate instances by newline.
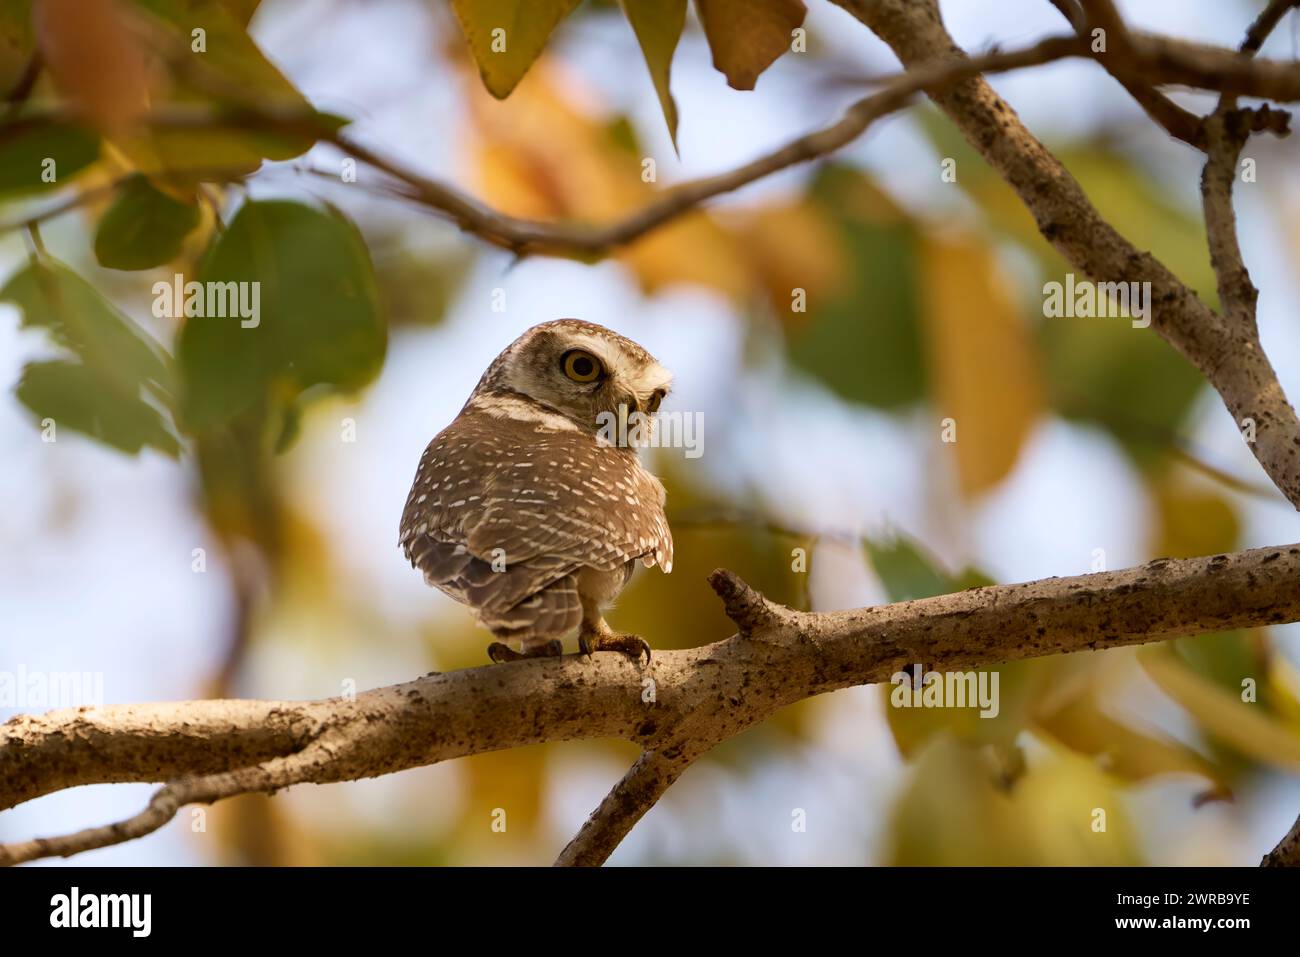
1, 0, 1299, 866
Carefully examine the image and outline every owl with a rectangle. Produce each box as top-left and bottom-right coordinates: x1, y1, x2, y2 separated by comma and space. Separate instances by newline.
399, 319, 674, 663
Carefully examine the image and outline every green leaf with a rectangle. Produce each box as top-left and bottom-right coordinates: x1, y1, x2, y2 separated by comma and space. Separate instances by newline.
1044, 317, 1205, 469
868, 534, 1046, 763
2, 258, 178, 455
1174, 631, 1260, 699
0, 257, 174, 398
120, 0, 323, 175
789, 165, 924, 409
449, 0, 581, 99
94, 174, 201, 271
366, 226, 473, 328
16, 359, 179, 456
619, 0, 685, 151
865, 534, 954, 602
604, 114, 644, 157
178, 200, 386, 429
0, 113, 99, 197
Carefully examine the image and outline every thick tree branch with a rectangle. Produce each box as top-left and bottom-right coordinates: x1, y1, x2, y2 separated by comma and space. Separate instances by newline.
831, 0, 1300, 514
4, 543, 1300, 865
1263, 813, 1300, 866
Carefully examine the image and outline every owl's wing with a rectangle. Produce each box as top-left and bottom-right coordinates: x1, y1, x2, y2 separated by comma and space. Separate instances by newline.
462, 422, 673, 575
400, 411, 672, 621
404, 534, 582, 638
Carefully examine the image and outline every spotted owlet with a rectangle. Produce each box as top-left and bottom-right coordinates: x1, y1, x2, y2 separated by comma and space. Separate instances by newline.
399, 319, 674, 663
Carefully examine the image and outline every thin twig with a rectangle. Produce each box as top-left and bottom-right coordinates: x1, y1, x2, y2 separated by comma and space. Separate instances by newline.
1077, 0, 1204, 146
554, 749, 694, 866
0, 736, 338, 865
321, 35, 1087, 257
1241, 0, 1300, 56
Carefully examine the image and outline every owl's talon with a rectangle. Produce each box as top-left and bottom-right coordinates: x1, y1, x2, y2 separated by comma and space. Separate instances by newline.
487, 642, 521, 663
579, 632, 652, 665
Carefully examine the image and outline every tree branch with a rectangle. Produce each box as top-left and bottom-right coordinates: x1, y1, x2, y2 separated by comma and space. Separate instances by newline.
1069, 0, 1204, 146
830, 0, 1300, 514
326, 30, 1300, 256
553, 747, 697, 866
1263, 813, 1300, 866
4, 543, 1299, 865
0, 736, 341, 866
4, 0, 1300, 870
1124, 31, 1300, 102
831, 0, 1300, 874
322, 35, 1088, 257
1241, 0, 1300, 58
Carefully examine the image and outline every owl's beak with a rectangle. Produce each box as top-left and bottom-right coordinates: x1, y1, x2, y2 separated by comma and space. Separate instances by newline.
642, 388, 667, 415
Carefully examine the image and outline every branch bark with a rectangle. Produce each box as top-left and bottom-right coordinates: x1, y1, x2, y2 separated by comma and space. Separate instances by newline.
4, 0, 1300, 869
1263, 813, 1300, 866
323, 36, 1087, 257
831, 0, 1300, 513
325, 29, 1300, 257
4, 543, 1300, 865
1075, 0, 1205, 146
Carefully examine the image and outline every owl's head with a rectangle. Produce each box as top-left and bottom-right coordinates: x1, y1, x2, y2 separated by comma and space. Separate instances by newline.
471, 319, 672, 431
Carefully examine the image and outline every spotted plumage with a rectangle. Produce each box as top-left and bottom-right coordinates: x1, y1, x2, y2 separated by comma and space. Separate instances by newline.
399, 319, 674, 662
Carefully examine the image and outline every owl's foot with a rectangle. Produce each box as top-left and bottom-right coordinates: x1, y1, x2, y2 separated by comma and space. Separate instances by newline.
579, 630, 652, 665
487, 639, 563, 663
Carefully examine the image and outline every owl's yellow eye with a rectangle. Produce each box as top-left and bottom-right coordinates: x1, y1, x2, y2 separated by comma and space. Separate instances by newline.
561, 350, 602, 383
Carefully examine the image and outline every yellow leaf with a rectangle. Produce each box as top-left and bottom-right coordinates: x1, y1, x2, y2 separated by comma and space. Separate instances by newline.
1139, 646, 1300, 772
918, 234, 1042, 497
464, 61, 750, 296
1033, 688, 1221, 786
1267, 654, 1300, 732
619, 0, 686, 151
724, 200, 849, 319
888, 735, 1141, 865
449, 0, 580, 99
208, 793, 325, 865
460, 744, 548, 840
694, 0, 806, 91
883, 659, 1038, 759
35, 0, 150, 135
1153, 477, 1240, 559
